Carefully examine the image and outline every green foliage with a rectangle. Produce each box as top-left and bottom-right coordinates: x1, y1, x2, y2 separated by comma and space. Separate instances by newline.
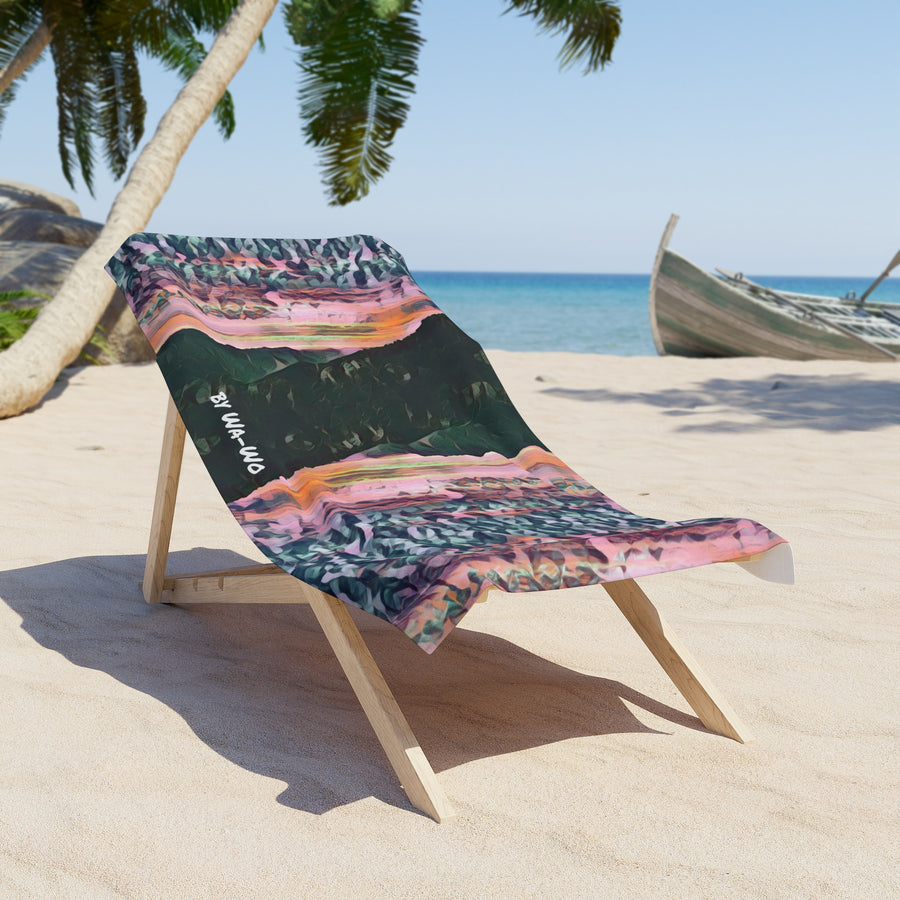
0, 302, 38, 350
0, 0, 243, 194
2, 0, 623, 205
120, 1, 242, 139
0, 289, 110, 362
285, 0, 621, 206
75, 321, 115, 365
0, 290, 47, 351
0, 1, 42, 134
0, 289, 51, 303
285, 0, 424, 206
142, 26, 236, 139
503, 0, 622, 74
371, 0, 417, 19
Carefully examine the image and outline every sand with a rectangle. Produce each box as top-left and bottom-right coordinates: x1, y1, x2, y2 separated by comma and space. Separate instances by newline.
1, 354, 897, 898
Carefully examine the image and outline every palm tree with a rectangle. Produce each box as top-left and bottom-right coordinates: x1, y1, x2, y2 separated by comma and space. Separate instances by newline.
0, 0, 621, 417
0, 0, 242, 194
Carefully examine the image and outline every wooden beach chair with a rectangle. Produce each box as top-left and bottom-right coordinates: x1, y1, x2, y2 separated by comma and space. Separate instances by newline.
106, 233, 794, 823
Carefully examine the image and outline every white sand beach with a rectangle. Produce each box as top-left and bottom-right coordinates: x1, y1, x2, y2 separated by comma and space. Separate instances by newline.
1, 354, 898, 898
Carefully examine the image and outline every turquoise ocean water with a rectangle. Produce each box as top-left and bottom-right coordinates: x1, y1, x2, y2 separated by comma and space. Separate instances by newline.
411, 271, 900, 355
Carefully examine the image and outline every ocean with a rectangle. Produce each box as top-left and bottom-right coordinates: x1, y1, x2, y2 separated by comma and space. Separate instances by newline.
410, 271, 900, 356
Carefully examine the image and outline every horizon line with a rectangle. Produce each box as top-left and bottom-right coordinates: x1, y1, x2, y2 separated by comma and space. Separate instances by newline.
410, 269, 892, 281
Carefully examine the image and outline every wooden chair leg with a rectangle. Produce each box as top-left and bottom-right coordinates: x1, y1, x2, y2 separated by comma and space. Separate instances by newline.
305, 589, 456, 823
139, 398, 451, 819
602, 579, 753, 743
143, 395, 186, 604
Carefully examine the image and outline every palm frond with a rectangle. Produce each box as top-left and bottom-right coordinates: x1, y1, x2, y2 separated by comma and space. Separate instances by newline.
504, 0, 622, 73
0, 1, 44, 136
285, 0, 424, 205
26, 0, 245, 191
286, 0, 355, 44
95, 43, 146, 180
0, 85, 15, 133
175, 0, 243, 32
47, 2, 98, 193
120, 3, 239, 140
0, 1, 42, 66
147, 27, 237, 139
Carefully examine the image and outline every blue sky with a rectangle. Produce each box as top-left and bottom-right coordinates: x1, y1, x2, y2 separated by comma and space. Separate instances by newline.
1, 0, 897, 274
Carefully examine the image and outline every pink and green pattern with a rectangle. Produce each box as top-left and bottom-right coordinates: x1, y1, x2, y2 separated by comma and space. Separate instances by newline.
107, 233, 787, 653
110, 234, 441, 358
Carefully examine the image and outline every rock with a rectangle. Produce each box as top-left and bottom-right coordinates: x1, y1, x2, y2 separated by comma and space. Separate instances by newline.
0, 240, 154, 365
0, 208, 102, 247
0, 181, 154, 365
0, 179, 81, 218
87, 291, 156, 365
0, 241, 82, 296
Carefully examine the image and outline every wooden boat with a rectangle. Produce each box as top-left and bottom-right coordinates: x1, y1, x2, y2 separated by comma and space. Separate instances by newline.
649, 215, 900, 361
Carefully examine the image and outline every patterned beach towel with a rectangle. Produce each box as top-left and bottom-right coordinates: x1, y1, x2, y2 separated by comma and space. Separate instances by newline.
106, 234, 786, 652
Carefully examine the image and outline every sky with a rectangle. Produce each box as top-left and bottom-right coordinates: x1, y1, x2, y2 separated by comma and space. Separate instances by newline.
1, 0, 897, 275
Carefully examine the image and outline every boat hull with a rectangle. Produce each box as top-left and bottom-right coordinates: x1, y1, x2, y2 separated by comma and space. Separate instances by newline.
652, 248, 899, 362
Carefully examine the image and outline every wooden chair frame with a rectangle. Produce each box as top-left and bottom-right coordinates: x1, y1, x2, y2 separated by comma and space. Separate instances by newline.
144, 395, 775, 823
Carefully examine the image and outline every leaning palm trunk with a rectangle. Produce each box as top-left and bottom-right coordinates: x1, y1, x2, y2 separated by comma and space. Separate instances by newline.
0, 20, 51, 95
0, 0, 278, 418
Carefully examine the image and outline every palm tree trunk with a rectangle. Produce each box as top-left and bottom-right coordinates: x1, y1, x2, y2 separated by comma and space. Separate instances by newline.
0, 0, 279, 418
0, 20, 51, 95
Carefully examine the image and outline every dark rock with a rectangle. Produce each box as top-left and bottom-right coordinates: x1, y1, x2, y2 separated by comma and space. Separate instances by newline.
0, 241, 82, 297
0, 208, 102, 247
0, 179, 81, 218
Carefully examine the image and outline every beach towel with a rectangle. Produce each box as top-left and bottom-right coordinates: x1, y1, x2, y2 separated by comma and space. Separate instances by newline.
106, 233, 786, 653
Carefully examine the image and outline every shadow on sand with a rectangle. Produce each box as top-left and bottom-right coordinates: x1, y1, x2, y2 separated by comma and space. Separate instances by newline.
1, 548, 706, 818
543, 372, 900, 433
